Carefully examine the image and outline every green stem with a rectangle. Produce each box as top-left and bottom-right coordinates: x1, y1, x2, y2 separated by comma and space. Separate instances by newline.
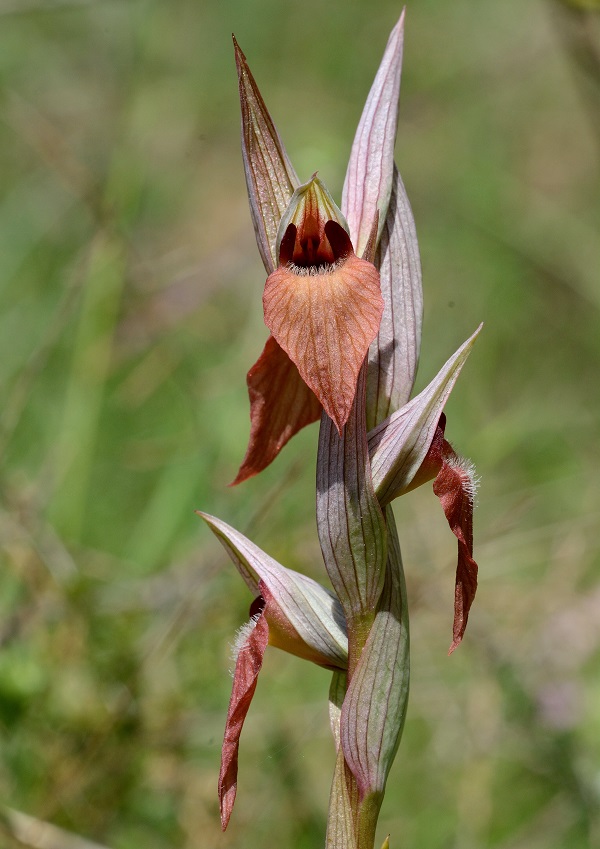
355, 792, 384, 849
347, 611, 376, 680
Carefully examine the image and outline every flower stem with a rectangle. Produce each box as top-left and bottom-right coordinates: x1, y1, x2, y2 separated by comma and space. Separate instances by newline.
347, 611, 376, 680
356, 792, 383, 849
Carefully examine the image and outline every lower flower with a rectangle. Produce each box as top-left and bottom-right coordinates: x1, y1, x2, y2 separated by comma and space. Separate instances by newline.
197, 512, 348, 829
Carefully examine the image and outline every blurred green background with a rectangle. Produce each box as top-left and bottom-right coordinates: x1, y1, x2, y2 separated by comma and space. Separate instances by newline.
0, 0, 599, 847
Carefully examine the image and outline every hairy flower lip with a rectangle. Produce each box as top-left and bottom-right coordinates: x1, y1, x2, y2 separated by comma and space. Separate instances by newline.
284, 259, 344, 276
263, 243, 384, 434
264, 183, 384, 434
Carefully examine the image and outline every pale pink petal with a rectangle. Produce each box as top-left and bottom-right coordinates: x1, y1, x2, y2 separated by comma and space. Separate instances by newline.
198, 512, 348, 666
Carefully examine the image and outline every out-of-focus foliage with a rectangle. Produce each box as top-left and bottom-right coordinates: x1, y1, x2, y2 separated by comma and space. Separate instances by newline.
559, 0, 600, 11
0, 1, 599, 848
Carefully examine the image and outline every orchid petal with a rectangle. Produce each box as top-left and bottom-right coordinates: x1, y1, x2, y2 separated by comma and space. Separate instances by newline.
369, 325, 482, 505
198, 512, 348, 667
234, 37, 299, 273
219, 608, 268, 830
264, 245, 383, 434
317, 363, 388, 628
340, 508, 409, 800
232, 335, 321, 485
342, 11, 405, 256
367, 165, 423, 429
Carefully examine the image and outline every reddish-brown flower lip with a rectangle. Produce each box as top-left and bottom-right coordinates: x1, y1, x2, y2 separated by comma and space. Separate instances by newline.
264, 218, 383, 435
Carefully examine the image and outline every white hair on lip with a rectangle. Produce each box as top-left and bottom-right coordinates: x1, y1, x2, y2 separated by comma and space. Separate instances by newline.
286, 258, 344, 277
445, 451, 480, 506
228, 612, 263, 676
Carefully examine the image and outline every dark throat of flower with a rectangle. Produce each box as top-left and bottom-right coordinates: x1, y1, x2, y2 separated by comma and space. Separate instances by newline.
279, 219, 353, 271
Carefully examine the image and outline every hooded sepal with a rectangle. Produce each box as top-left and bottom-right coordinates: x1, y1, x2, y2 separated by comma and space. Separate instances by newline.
340, 508, 409, 800
232, 335, 321, 485
366, 165, 423, 430
317, 361, 388, 637
198, 511, 348, 667
342, 11, 405, 256
274, 174, 349, 261
234, 36, 300, 273
368, 325, 482, 505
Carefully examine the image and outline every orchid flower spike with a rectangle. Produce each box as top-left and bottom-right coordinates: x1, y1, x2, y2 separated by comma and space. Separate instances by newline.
202, 15, 483, 848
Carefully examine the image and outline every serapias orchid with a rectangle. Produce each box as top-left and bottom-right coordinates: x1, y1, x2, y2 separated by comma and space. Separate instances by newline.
229, 15, 479, 647
204, 14, 482, 844
197, 512, 348, 830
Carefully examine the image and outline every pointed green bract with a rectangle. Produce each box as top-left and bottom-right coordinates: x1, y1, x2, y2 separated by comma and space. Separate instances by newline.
234, 37, 300, 273
368, 325, 482, 505
340, 508, 409, 800
316, 363, 387, 638
198, 512, 348, 668
367, 165, 423, 430
326, 749, 359, 849
326, 672, 358, 849
342, 11, 405, 256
